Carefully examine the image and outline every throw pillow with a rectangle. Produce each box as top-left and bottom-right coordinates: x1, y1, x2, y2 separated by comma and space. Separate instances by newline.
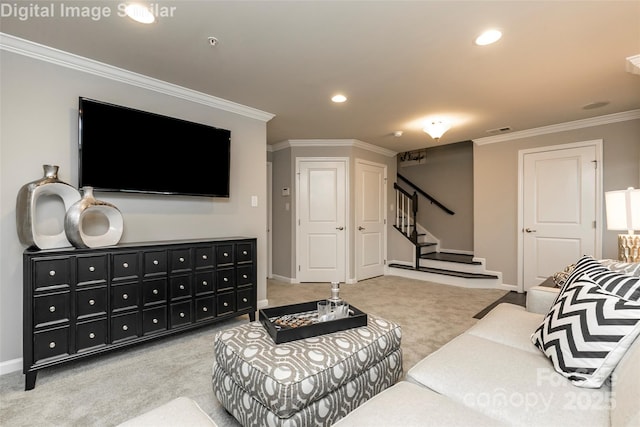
556, 255, 640, 302
531, 274, 640, 388
551, 263, 576, 287
597, 259, 640, 277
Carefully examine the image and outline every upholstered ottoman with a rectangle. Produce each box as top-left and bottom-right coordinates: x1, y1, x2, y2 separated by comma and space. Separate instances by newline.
212, 314, 402, 427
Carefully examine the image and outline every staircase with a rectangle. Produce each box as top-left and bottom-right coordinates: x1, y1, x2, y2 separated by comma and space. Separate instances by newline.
390, 176, 502, 288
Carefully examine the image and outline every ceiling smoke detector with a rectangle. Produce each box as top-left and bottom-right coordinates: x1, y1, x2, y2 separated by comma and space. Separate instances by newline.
208, 37, 219, 46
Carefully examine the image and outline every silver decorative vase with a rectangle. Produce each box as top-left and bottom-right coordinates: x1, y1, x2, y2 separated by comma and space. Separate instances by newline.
65, 186, 124, 248
16, 164, 81, 249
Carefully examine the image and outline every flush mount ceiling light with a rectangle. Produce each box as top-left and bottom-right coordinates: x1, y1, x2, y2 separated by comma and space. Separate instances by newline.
475, 29, 502, 46
331, 94, 347, 103
124, 3, 155, 24
423, 121, 451, 141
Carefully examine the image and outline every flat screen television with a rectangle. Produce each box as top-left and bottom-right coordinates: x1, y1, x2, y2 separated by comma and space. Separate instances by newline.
78, 97, 231, 197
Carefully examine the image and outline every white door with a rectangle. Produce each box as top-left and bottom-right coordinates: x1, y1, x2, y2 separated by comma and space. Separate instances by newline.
267, 162, 273, 278
297, 159, 347, 283
520, 142, 601, 291
355, 160, 387, 281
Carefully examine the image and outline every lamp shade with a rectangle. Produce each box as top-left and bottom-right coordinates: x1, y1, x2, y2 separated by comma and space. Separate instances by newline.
423, 121, 451, 141
605, 187, 640, 232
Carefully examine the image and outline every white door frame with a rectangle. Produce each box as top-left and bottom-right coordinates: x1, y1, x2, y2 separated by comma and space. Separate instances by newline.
517, 140, 603, 292
295, 157, 350, 283
355, 158, 387, 281
267, 161, 273, 279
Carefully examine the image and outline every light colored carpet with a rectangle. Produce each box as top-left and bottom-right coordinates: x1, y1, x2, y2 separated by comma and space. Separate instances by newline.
0, 276, 507, 426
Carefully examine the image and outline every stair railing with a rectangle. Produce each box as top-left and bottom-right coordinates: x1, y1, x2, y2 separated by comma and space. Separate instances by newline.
394, 183, 418, 243
397, 173, 454, 215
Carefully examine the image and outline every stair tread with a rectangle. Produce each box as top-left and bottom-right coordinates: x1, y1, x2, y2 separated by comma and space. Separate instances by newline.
420, 252, 481, 265
388, 263, 498, 279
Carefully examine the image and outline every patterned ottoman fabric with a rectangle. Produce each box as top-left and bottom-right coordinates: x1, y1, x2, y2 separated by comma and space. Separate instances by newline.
212, 315, 402, 420
213, 349, 403, 427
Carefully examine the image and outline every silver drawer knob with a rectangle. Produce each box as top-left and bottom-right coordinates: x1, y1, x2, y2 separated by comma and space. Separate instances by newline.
123, 262, 129, 268
243, 274, 248, 279
122, 325, 128, 331
89, 299, 95, 306
202, 255, 208, 260
223, 302, 228, 307
49, 270, 56, 276
153, 260, 159, 265
223, 252, 228, 257
49, 342, 56, 349
153, 289, 159, 295
89, 332, 95, 339
89, 266, 95, 272
179, 312, 185, 318
49, 305, 56, 312
243, 250, 248, 255
122, 293, 128, 300
153, 318, 158, 324
179, 284, 185, 290
202, 307, 208, 312
243, 298, 248, 303
179, 257, 185, 262
223, 277, 229, 282
202, 281, 208, 286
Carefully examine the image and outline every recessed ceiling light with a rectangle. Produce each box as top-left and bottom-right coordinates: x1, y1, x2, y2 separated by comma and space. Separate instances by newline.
331, 94, 347, 103
125, 3, 155, 24
475, 29, 502, 46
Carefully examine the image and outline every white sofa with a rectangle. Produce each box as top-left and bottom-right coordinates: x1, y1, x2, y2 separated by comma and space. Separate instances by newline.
335, 284, 640, 427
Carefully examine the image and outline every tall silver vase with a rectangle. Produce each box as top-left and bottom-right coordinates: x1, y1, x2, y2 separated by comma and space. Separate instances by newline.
16, 165, 81, 249
65, 186, 124, 248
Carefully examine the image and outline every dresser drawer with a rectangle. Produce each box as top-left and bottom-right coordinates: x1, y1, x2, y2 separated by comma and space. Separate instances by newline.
143, 250, 167, 277
216, 245, 234, 266
76, 287, 107, 319
142, 278, 167, 306
111, 312, 140, 343
195, 246, 214, 269
143, 306, 167, 335
169, 275, 192, 300
76, 318, 107, 352
236, 243, 253, 263
237, 288, 253, 311
34, 291, 70, 327
195, 296, 215, 321
76, 255, 108, 285
34, 258, 71, 291
170, 248, 192, 272
170, 301, 192, 328
217, 292, 235, 316
236, 266, 253, 286
112, 253, 139, 280
216, 268, 235, 291
195, 271, 214, 295
34, 326, 69, 363
111, 283, 139, 312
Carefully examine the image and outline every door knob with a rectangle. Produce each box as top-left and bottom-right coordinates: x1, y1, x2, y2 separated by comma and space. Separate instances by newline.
358, 226, 365, 231
336, 227, 344, 230
525, 228, 537, 233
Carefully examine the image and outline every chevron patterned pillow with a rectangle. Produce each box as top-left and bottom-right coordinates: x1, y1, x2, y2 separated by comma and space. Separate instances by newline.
531, 274, 640, 388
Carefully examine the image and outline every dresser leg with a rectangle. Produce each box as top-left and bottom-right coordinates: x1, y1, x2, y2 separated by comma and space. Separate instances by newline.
25, 371, 37, 391
249, 311, 256, 322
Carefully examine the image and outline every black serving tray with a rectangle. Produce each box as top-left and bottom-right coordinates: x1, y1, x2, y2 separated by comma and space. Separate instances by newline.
259, 300, 368, 344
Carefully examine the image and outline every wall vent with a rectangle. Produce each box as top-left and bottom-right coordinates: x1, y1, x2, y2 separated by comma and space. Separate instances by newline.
486, 126, 512, 134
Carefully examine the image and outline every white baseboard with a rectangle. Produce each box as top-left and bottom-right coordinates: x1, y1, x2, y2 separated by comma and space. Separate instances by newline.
0, 357, 22, 376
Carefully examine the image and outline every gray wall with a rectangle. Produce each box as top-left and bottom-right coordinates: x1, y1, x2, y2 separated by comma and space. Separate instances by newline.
0, 50, 270, 366
474, 118, 640, 286
396, 141, 474, 252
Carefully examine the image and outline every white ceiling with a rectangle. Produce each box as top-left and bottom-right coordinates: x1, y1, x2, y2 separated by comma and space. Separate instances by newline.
2, 1, 639, 152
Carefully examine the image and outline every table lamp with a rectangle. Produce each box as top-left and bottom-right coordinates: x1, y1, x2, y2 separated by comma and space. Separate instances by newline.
605, 187, 640, 262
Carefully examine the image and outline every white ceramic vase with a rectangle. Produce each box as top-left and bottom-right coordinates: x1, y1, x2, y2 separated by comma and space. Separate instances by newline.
64, 186, 124, 248
16, 165, 81, 249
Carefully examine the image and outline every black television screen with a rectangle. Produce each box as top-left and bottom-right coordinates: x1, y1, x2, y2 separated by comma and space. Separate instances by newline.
78, 97, 231, 197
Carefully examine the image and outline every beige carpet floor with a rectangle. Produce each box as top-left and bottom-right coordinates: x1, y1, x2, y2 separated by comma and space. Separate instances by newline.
0, 275, 507, 426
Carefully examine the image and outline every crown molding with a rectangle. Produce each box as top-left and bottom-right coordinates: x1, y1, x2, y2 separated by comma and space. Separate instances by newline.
627, 54, 640, 75
0, 33, 275, 122
269, 139, 397, 157
474, 109, 640, 145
